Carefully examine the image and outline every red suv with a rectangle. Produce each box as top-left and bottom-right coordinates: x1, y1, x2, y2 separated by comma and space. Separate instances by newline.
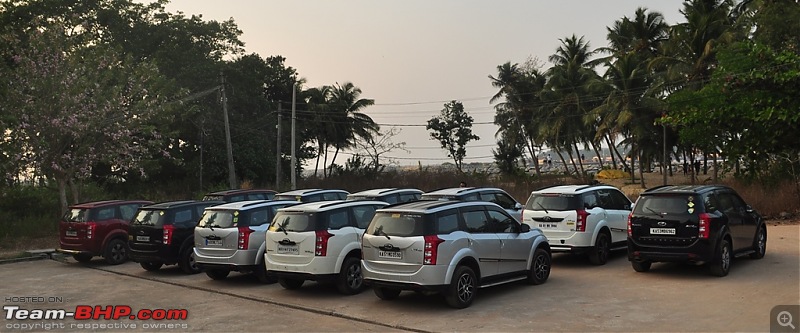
57, 200, 152, 264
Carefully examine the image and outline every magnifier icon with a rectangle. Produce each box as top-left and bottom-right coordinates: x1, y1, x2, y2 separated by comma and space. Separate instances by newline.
778, 311, 796, 329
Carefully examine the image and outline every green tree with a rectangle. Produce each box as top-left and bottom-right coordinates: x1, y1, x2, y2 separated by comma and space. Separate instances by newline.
426, 100, 480, 172
2, 25, 174, 212
325, 82, 377, 176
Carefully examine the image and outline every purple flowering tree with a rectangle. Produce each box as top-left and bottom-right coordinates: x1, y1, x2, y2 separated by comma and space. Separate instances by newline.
4, 25, 174, 212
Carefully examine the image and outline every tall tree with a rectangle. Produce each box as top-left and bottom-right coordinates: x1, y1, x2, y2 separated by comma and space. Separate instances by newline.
2, 25, 174, 212
325, 82, 377, 176
426, 100, 480, 172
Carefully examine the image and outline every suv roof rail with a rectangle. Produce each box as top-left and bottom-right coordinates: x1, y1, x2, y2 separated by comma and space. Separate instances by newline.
643, 184, 675, 193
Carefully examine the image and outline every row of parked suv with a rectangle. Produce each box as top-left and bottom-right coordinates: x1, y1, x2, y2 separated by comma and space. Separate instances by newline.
58, 184, 768, 308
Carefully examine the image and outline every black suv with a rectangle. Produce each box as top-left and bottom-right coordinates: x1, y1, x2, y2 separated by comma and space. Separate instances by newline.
627, 185, 766, 276
128, 200, 221, 273
202, 189, 277, 202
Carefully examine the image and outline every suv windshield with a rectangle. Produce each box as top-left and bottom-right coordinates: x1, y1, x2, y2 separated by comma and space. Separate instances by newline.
202, 195, 224, 201
63, 209, 89, 222
269, 212, 314, 232
132, 210, 164, 227
525, 194, 580, 211
366, 212, 425, 237
633, 195, 696, 215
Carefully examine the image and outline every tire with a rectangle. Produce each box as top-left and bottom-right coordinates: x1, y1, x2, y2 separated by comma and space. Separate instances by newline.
588, 232, 610, 265
708, 239, 732, 277
631, 260, 651, 272
73, 253, 93, 263
336, 257, 365, 295
527, 247, 551, 285
205, 269, 230, 280
444, 266, 477, 309
254, 259, 276, 284
749, 226, 767, 259
278, 278, 304, 290
103, 239, 128, 265
373, 287, 401, 300
178, 248, 201, 274
140, 262, 163, 271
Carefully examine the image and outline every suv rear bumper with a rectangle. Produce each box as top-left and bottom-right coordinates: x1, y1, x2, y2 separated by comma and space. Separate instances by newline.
128, 245, 180, 264
198, 262, 258, 273
268, 270, 337, 282
364, 279, 447, 292
56, 248, 95, 257
549, 244, 592, 254
627, 238, 715, 263
195, 249, 259, 267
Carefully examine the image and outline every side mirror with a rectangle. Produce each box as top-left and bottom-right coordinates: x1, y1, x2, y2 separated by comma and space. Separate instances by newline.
514, 202, 523, 210
520, 223, 531, 233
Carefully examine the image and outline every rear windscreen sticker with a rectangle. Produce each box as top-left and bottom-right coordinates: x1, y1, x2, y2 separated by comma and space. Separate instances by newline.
687, 196, 694, 202
688, 208, 695, 214
688, 202, 695, 208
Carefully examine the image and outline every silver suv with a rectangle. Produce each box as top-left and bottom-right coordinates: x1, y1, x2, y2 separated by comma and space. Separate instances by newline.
421, 187, 523, 221
361, 200, 551, 309
273, 188, 348, 203
522, 184, 632, 265
265, 200, 387, 294
346, 188, 422, 204
194, 200, 298, 282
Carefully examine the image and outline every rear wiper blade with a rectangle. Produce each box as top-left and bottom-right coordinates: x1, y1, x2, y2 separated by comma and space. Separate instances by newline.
645, 206, 661, 215
536, 202, 549, 214
277, 220, 289, 235
374, 226, 390, 240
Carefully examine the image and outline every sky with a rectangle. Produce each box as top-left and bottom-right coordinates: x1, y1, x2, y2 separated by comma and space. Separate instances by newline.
148, 0, 687, 166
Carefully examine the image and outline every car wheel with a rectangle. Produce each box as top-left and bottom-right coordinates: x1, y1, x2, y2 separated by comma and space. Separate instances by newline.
178, 248, 201, 274
527, 247, 551, 285
140, 262, 163, 271
103, 239, 128, 265
254, 259, 276, 284
72, 253, 93, 263
336, 257, 365, 295
749, 226, 767, 259
631, 260, 651, 272
278, 278, 304, 290
373, 287, 402, 300
708, 239, 732, 277
588, 232, 610, 265
444, 266, 477, 309
205, 269, 230, 280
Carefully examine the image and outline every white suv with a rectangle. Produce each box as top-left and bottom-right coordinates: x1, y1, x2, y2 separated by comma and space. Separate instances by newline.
265, 200, 387, 294
362, 200, 551, 309
522, 184, 632, 265
194, 200, 298, 282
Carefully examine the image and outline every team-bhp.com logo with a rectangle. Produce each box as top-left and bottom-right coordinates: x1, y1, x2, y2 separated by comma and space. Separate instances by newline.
4, 305, 188, 330
4, 305, 187, 320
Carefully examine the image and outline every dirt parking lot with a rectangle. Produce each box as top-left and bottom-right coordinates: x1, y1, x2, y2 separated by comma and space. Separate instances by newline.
1, 224, 798, 332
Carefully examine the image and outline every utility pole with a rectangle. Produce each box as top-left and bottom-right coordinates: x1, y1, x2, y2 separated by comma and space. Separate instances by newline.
276, 104, 282, 190
290, 82, 297, 189
662, 113, 668, 186
221, 72, 236, 188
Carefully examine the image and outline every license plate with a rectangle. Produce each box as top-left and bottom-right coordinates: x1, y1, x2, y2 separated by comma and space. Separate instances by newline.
136, 236, 150, 242
378, 250, 402, 259
277, 245, 298, 255
65, 230, 77, 237
538, 223, 558, 229
650, 228, 676, 235
206, 239, 223, 246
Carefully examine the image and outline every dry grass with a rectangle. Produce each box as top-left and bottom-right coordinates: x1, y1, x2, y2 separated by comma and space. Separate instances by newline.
0, 235, 58, 260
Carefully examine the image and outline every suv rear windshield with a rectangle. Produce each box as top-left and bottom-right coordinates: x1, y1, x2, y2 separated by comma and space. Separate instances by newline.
199, 207, 278, 228
273, 195, 301, 202
633, 195, 697, 215
63, 209, 89, 222
366, 212, 426, 237
132, 209, 165, 227
525, 194, 581, 211
270, 212, 315, 232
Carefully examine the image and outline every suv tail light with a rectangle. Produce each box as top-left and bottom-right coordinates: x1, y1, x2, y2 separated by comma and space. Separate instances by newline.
315, 230, 333, 256
163, 225, 175, 245
698, 213, 710, 239
576, 210, 590, 232
423, 235, 444, 265
86, 222, 96, 239
520, 209, 524, 221
627, 213, 633, 237
238, 227, 253, 250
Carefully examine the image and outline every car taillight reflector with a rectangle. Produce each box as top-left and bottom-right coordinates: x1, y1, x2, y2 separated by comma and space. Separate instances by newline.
86, 222, 96, 239
423, 235, 444, 265
698, 213, 710, 239
576, 210, 590, 232
163, 225, 175, 245
315, 230, 333, 256
238, 227, 253, 250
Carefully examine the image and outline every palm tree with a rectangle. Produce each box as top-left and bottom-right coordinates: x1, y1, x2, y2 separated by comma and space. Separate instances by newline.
541, 35, 600, 176
301, 85, 332, 177
325, 82, 377, 176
